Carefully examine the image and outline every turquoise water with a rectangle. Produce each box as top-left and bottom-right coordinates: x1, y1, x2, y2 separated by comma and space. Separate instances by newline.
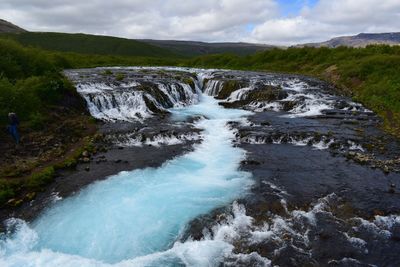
0, 96, 253, 267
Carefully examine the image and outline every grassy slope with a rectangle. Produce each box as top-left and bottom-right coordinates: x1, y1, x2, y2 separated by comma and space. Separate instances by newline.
140, 39, 273, 57
0, 32, 177, 58
0, 39, 94, 205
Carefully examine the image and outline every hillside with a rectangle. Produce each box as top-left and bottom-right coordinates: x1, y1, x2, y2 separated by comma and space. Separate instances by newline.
140, 39, 275, 57
300, 32, 400, 48
0, 19, 26, 33
0, 32, 177, 58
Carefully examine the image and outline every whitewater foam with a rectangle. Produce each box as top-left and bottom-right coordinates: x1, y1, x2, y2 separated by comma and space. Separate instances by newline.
0, 96, 254, 267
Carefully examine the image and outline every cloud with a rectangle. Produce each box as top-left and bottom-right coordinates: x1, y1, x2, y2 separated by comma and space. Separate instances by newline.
0, 0, 278, 42
1, 0, 400, 45
250, 0, 400, 45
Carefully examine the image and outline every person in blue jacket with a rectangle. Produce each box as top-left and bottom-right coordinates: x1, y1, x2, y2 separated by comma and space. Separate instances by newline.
7, 112, 20, 145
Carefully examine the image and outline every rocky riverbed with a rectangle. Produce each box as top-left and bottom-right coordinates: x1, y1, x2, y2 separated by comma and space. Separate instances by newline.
1, 67, 399, 266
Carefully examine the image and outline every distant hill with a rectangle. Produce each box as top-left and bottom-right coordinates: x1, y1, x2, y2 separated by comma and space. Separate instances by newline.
0, 19, 26, 33
139, 39, 275, 57
0, 18, 274, 58
0, 32, 177, 58
299, 32, 400, 48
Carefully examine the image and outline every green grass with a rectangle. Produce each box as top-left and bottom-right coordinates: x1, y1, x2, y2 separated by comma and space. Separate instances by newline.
0, 32, 177, 58
26, 167, 55, 190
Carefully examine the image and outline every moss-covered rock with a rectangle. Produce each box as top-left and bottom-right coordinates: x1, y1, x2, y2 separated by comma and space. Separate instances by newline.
220, 85, 287, 109
215, 80, 247, 99
137, 83, 173, 113
246, 85, 287, 102
26, 166, 55, 190
182, 78, 196, 91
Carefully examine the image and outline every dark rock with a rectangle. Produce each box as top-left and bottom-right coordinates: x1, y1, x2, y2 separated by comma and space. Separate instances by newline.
391, 224, 400, 241
242, 160, 262, 165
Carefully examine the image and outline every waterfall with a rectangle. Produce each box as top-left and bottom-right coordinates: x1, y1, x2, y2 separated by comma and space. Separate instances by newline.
75, 78, 201, 122
203, 80, 224, 96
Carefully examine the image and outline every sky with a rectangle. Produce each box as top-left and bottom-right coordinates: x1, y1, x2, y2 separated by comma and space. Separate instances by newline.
1, 0, 399, 45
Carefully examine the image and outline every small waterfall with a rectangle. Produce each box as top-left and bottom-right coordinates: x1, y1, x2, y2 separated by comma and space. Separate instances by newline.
82, 90, 155, 122
75, 78, 201, 122
203, 80, 224, 96
226, 87, 252, 102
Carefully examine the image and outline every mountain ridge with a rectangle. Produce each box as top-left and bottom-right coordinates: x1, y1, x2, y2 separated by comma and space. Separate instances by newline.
139, 39, 275, 56
0, 19, 26, 33
298, 32, 400, 48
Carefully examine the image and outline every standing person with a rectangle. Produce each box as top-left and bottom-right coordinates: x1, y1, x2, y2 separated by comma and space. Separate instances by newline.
7, 112, 20, 145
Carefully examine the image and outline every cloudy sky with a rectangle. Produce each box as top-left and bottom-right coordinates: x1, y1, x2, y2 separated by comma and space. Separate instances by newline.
1, 0, 399, 45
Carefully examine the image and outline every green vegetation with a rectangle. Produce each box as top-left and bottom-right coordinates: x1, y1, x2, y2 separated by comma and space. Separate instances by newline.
215, 80, 246, 99
0, 134, 97, 206
0, 32, 176, 58
142, 40, 272, 57
0, 39, 75, 126
187, 46, 400, 137
26, 167, 55, 190
115, 73, 126, 81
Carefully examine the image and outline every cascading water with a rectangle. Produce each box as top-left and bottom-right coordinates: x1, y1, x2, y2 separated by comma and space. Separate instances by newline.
1, 67, 382, 266
0, 72, 254, 266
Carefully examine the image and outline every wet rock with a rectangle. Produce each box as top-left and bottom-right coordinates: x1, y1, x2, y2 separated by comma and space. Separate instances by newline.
7, 198, 23, 207
281, 100, 298, 111
391, 224, 400, 241
335, 100, 351, 110
242, 160, 261, 166
25, 192, 37, 201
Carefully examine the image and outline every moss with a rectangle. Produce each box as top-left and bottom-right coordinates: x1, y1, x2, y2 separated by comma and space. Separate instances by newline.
102, 69, 113, 76
215, 80, 246, 99
115, 73, 125, 81
138, 83, 173, 110
246, 85, 287, 102
183, 77, 196, 91
0, 179, 17, 205
26, 166, 55, 190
